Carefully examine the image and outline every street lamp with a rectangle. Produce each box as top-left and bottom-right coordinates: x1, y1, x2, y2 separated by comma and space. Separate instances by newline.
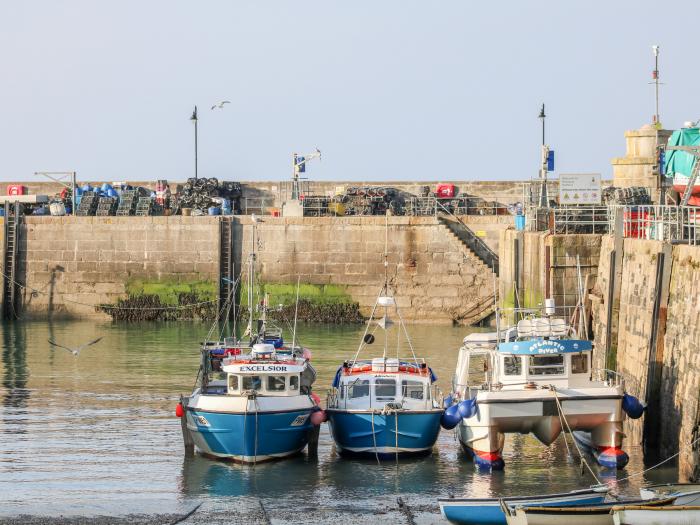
190, 106, 198, 180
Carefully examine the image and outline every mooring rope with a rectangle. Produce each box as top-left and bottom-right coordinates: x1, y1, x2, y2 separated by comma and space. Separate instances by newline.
617, 435, 700, 483
550, 386, 602, 485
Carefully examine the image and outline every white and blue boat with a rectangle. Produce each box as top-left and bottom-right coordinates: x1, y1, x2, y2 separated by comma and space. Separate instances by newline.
326, 222, 443, 459
447, 303, 644, 470
177, 216, 322, 463
438, 487, 609, 525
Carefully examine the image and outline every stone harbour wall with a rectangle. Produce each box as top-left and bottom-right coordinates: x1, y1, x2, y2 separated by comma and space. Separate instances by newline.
7, 215, 495, 324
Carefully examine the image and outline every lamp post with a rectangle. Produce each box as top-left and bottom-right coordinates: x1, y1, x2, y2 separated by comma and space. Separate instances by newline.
190, 106, 198, 180
538, 104, 549, 207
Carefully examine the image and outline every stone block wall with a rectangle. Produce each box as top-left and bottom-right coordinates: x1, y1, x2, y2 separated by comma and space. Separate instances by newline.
613, 239, 663, 444
233, 216, 495, 324
659, 245, 700, 479
549, 234, 601, 309
589, 234, 616, 371
18, 217, 221, 317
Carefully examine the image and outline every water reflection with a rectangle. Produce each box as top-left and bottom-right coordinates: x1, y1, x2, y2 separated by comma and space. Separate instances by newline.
0, 320, 682, 518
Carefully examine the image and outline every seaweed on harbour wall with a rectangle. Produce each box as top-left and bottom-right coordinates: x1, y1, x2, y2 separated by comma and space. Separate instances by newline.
99, 292, 217, 322
238, 299, 365, 324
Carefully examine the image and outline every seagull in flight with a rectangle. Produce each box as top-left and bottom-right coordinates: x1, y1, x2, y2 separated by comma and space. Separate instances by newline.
48, 337, 103, 356
211, 101, 231, 110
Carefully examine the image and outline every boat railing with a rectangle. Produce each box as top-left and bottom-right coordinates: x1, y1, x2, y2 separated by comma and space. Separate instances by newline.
592, 368, 626, 389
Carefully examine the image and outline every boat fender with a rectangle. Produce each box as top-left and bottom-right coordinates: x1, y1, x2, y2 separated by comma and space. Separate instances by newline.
457, 398, 477, 419
311, 392, 322, 405
443, 394, 454, 408
622, 393, 645, 419
441, 404, 461, 430
175, 402, 184, 418
310, 409, 327, 426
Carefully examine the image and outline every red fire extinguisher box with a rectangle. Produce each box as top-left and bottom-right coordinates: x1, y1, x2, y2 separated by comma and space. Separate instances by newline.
7, 185, 25, 196
436, 184, 455, 198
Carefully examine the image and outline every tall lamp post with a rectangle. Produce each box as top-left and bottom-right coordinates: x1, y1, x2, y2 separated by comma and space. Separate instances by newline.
190, 106, 198, 180
538, 104, 549, 207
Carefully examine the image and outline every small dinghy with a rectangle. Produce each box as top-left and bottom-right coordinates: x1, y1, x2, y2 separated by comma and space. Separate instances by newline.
612, 504, 700, 525
501, 497, 676, 525
438, 487, 609, 525
640, 483, 700, 506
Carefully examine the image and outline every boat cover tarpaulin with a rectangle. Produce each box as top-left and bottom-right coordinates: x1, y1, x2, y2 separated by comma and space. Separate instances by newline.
665, 127, 700, 177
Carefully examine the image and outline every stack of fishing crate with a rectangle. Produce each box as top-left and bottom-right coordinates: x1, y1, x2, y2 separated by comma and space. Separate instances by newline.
116, 190, 139, 216
135, 197, 153, 216
95, 197, 118, 216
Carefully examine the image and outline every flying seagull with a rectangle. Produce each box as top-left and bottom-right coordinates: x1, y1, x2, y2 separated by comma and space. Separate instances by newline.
48, 337, 103, 356
211, 101, 231, 110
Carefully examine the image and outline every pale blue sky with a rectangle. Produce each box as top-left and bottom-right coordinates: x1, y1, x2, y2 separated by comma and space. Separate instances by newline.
1, 1, 698, 183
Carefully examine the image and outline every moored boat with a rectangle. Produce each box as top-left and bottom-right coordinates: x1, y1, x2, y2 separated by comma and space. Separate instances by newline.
640, 483, 700, 506
438, 487, 609, 525
177, 217, 322, 463
501, 497, 676, 525
447, 304, 644, 470
612, 504, 700, 525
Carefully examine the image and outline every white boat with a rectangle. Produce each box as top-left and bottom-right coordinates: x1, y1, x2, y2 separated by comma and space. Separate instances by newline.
502, 497, 676, 525
448, 305, 644, 470
612, 505, 700, 524
640, 483, 700, 506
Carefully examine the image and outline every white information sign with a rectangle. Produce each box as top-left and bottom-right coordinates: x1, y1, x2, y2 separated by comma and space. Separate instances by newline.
559, 173, 602, 205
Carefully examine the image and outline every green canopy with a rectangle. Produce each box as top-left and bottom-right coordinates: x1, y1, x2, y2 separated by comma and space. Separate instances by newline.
665, 127, 700, 178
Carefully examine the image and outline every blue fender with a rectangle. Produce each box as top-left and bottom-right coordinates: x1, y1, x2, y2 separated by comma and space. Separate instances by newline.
622, 394, 645, 419
443, 394, 453, 409
440, 404, 461, 430
457, 398, 477, 419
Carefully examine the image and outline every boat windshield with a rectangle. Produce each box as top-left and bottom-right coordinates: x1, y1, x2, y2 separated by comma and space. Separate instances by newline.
375, 378, 396, 398
349, 380, 370, 398
267, 375, 286, 392
242, 375, 262, 391
402, 380, 424, 400
528, 355, 565, 376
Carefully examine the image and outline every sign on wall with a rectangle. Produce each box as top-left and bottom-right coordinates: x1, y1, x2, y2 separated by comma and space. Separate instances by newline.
558, 173, 601, 205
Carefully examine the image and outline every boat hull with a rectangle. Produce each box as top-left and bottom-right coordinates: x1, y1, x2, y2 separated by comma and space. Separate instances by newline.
438, 490, 607, 525
640, 484, 700, 506
327, 409, 442, 458
187, 407, 315, 463
613, 506, 700, 525
457, 389, 626, 469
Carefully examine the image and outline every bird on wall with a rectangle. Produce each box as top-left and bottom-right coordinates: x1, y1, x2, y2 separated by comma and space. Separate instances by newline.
48, 337, 103, 356
211, 101, 231, 110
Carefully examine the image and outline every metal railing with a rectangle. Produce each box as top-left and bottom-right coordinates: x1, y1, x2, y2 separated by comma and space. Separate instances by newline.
404, 196, 509, 216
551, 206, 611, 234
241, 197, 276, 215
611, 205, 700, 245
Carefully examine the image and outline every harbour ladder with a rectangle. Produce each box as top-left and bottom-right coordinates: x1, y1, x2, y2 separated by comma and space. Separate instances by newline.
2, 201, 21, 320
219, 217, 235, 321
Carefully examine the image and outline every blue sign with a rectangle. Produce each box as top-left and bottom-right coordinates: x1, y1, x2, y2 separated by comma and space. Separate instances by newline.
297, 156, 305, 173
498, 339, 592, 355
547, 150, 555, 172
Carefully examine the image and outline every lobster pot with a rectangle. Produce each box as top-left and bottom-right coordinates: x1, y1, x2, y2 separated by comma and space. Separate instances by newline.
50, 202, 67, 216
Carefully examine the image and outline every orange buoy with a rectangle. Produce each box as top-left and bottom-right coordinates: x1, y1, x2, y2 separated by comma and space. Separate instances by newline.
311, 393, 322, 405
175, 402, 184, 418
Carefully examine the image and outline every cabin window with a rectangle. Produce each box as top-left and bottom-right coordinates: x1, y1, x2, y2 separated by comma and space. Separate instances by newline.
503, 356, 523, 376
571, 354, 588, 374
375, 378, 396, 398
349, 380, 370, 398
402, 380, 424, 400
267, 375, 286, 392
228, 375, 239, 392
289, 375, 299, 391
528, 355, 565, 376
242, 375, 262, 391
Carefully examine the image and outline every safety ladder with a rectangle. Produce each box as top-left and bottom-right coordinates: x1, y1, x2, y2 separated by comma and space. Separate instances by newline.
2, 201, 21, 320
218, 217, 235, 321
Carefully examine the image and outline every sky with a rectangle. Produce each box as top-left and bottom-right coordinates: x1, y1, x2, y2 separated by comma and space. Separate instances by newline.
1, 1, 698, 183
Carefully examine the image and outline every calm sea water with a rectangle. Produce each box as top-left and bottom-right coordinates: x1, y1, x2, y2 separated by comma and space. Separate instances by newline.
0, 320, 678, 521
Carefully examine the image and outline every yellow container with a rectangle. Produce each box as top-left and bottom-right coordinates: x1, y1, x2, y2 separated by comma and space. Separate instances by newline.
334, 185, 346, 196
328, 202, 346, 216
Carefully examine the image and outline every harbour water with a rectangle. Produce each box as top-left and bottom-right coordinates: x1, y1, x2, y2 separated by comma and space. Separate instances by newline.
0, 320, 678, 523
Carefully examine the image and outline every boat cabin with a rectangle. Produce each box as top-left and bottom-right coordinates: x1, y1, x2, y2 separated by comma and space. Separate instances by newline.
454, 318, 595, 395
330, 357, 437, 410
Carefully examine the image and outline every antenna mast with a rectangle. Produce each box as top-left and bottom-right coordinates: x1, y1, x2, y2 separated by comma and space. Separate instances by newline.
652, 45, 661, 128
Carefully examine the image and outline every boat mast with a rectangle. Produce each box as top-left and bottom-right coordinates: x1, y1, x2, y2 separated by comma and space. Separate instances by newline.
383, 212, 389, 360
246, 217, 257, 344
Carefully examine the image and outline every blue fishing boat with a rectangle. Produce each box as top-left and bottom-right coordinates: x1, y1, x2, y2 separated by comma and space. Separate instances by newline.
177, 217, 323, 463
326, 216, 443, 459
438, 487, 609, 525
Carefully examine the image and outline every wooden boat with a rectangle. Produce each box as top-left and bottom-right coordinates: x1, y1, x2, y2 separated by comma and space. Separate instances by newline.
501, 497, 675, 525
438, 487, 608, 525
640, 483, 700, 506
612, 505, 700, 525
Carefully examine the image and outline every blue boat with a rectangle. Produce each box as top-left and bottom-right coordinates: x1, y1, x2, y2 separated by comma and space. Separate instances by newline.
438, 487, 609, 525
326, 225, 444, 460
178, 217, 322, 463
